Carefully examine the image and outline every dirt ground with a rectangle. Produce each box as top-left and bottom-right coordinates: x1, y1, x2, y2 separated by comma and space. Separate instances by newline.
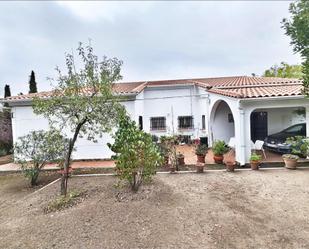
1, 169, 309, 249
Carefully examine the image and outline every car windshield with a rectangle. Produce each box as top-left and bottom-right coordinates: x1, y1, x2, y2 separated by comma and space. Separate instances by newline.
282, 124, 303, 134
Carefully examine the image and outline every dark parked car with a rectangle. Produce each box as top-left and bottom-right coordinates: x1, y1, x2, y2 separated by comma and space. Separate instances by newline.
264, 123, 306, 153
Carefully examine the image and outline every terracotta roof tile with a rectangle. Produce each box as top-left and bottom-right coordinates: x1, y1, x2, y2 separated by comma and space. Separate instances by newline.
208, 84, 303, 98
3, 76, 304, 102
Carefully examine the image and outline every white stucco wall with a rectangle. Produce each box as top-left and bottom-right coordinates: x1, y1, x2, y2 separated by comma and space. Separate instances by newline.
142, 85, 208, 138
10, 85, 210, 160
211, 101, 235, 143
11, 100, 135, 160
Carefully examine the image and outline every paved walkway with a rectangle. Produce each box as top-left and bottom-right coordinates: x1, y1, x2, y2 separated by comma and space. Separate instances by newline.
0, 145, 295, 173
0, 160, 116, 172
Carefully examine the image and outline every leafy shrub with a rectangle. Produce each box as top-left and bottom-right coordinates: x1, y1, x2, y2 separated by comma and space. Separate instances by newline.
195, 144, 208, 156
250, 153, 261, 161
286, 136, 309, 158
14, 130, 68, 186
282, 154, 299, 160
212, 140, 229, 156
108, 114, 163, 191
160, 135, 180, 170
151, 135, 159, 143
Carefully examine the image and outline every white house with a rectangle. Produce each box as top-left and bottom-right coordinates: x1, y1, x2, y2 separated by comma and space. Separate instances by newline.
3, 76, 309, 165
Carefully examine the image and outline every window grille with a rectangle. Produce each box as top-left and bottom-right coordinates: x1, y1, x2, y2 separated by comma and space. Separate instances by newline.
178, 116, 193, 129
150, 117, 166, 130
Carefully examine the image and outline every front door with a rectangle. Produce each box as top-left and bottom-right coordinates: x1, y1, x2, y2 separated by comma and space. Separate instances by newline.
251, 112, 268, 142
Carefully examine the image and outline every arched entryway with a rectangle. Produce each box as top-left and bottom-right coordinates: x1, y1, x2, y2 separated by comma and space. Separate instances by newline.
209, 100, 235, 144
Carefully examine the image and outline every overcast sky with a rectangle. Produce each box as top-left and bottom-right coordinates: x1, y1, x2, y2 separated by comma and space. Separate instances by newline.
0, 1, 301, 96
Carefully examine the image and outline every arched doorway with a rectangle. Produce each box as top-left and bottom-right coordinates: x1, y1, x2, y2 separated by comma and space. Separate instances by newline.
209, 100, 235, 144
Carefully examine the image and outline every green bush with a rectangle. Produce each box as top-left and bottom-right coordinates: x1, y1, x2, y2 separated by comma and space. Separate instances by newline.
195, 144, 208, 156
159, 135, 180, 170
250, 153, 261, 161
14, 130, 68, 186
108, 114, 163, 191
286, 136, 309, 158
212, 140, 229, 156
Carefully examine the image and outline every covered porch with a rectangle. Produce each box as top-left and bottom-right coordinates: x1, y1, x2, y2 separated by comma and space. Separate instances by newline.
208, 93, 309, 165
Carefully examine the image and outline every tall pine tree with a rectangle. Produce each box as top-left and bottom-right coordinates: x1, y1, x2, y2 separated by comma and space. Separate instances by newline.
29, 70, 38, 93
3, 84, 11, 107
4, 85, 11, 98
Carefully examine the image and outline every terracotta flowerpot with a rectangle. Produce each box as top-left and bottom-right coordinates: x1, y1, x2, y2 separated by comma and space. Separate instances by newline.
250, 160, 260, 170
283, 158, 298, 170
214, 155, 224, 164
225, 161, 235, 172
177, 156, 185, 165
169, 166, 176, 173
197, 154, 206, 163
196, 163, 204, 173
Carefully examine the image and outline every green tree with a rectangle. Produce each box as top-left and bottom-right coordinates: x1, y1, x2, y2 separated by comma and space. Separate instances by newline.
34, 42, 123, 196
4, 84, 11, 98
108, 114, 162, 191
3, 84, 11, 107
29, 70, 38, 93
14, 130, 67, 186
282, 0, 309, 94
263, 62, 303, 78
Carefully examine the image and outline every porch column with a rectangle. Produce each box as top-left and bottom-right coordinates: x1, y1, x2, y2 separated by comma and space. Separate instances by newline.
235, 108, 246, 165
306, 106, 309, 137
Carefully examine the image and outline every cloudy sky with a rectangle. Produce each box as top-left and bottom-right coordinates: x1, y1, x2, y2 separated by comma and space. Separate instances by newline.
0, 1, 301, 96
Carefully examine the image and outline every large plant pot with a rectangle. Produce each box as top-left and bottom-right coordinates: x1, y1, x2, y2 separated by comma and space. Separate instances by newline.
177, 156, 185, 165
169, 166, 176, 173
213, 155, 224, 164
196, 162, 204, 173
283, 158, 298, 170
197, 154, 206, 163
250, 160, 260, 170
225, 161, 235, 172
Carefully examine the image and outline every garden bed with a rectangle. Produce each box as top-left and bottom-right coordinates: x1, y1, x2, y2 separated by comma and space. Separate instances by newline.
1, 170, 309, 248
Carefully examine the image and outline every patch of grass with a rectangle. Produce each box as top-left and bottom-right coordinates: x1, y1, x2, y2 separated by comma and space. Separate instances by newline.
44, 190, 83, 213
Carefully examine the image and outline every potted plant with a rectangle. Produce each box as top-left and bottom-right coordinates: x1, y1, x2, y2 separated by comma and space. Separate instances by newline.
195, 144, 208, 163
282, 154, 299, 169
196, 162, 205, 173
225, 160, 235, 172
282, 136, 309, 169
212, 140, 229, 164
286, 136, 309, 158
250, 153, 261, 170
177, 152, 185, 165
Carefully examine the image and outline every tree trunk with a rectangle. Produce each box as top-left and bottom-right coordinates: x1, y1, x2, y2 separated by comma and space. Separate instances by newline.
31, 171, 39, 186
60, 119, 87, 196
131, 171, 142, 192
30, 164, 40, 187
